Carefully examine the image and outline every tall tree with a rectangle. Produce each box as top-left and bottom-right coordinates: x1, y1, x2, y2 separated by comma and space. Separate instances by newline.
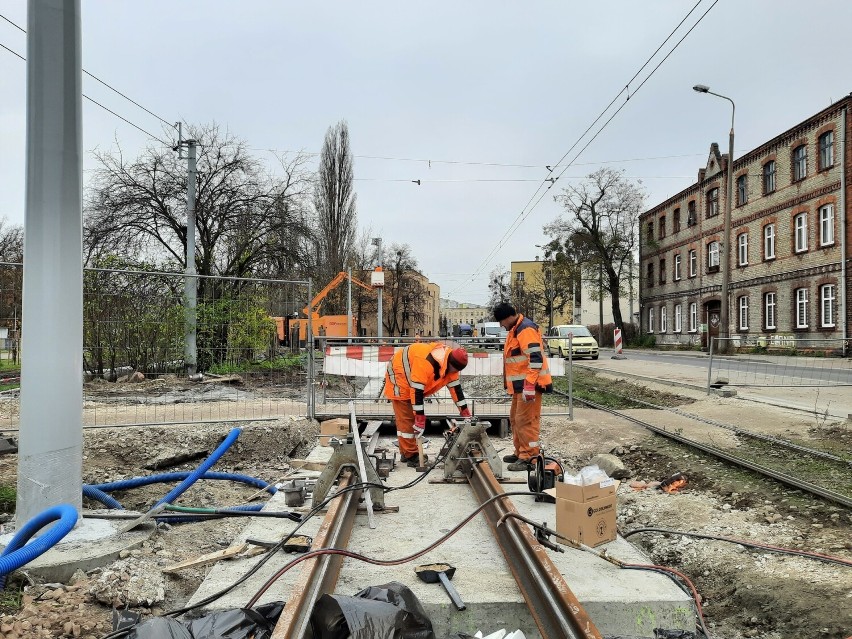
381, 244, 426, 336
487, 265, 510, 309
547, 168, 644, 329
313, 120, 358, 313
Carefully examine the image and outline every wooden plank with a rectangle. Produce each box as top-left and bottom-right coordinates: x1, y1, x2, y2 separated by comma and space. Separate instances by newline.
288, 459, 327, 472
162, 543, 251, 574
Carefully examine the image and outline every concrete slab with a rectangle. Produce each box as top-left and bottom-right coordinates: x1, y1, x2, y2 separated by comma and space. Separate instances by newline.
0, 515, 155, 582
187, 439, 693, 638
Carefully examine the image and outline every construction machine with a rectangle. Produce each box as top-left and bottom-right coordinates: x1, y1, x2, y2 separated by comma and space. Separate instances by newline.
281, 271, 377, 344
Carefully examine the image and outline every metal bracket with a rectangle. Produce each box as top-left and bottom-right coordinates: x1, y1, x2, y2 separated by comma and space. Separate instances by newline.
313, 435, 385, 509
443, 420, 503, 480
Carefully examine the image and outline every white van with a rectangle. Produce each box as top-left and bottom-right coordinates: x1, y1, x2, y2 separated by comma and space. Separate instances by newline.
474, 322, 506, 348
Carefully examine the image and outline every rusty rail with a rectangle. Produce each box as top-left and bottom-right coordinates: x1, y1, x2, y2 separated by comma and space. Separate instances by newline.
468, 460, 603, 639
271, 471, 359, 639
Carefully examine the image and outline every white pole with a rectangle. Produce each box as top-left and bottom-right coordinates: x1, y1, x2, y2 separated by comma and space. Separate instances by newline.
184, 140, 197, 376
17, 0, 84, 522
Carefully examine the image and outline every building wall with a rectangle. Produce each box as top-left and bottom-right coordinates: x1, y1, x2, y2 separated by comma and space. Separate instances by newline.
440, 302, 490, 330
640, 97, 850, 348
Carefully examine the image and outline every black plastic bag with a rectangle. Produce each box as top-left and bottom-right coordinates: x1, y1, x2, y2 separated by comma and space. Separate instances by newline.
124, 602, 283, 639
310, 581, 435, 639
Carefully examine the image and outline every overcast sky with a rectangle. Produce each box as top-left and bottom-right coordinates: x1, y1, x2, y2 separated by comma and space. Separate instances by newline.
1, 1, 850, 305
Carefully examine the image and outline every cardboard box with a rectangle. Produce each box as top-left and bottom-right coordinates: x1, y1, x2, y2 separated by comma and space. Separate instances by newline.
319, 418, 350, 446
554, 480, 619, 548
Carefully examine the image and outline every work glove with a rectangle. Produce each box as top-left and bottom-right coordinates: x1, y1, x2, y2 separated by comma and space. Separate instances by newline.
459, 407, 472, 419
522, 382, 536, 403
413, 413, 426, 437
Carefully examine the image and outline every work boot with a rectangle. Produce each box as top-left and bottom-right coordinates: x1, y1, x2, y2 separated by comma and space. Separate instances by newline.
405, 454, 428, 468
506, 459, 533, 472
502, 453, 519, 463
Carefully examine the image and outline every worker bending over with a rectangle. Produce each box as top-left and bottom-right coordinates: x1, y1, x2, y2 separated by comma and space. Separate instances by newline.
384, 343, 471, 466
493, 302, 553, 471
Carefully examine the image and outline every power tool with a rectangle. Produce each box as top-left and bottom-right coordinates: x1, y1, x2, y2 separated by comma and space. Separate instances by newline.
527, 453, 564, 503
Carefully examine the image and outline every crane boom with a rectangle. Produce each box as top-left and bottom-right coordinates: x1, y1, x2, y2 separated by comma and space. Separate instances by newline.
302, 271, 374, 318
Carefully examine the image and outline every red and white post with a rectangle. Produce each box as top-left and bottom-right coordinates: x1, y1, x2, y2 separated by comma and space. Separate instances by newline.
612, 328, 625, 359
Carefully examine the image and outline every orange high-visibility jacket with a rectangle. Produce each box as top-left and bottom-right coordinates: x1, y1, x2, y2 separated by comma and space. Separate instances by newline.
384, 342, 468, 416
503, 314, 553, 394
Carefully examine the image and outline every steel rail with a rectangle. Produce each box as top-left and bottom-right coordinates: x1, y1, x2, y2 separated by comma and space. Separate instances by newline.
564, 392, 852, 509
271, 471, 359, 639
467, 458, 603, 639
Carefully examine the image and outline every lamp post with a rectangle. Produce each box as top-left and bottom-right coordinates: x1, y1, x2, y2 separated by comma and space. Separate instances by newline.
535, 244, 554, 329
693, 84, 734, 354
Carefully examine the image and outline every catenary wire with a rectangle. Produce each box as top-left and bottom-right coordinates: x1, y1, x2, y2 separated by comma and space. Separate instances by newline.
450, 0, 719, 299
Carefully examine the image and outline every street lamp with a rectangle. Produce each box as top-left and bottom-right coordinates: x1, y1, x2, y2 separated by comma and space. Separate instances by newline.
693, 84, 734, 354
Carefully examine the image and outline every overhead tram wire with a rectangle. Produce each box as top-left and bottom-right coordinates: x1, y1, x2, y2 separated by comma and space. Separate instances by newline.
449, 0, 718, 299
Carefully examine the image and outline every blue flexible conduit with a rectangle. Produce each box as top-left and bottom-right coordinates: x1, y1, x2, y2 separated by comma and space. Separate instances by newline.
154, 428, 242, 508
0, 504, 78, 589
82, 485, 124, 510
88, 471, 276, 495
163, 502, 265, 524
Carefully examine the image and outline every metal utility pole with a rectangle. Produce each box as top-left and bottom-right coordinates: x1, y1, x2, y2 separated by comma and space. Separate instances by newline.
18, 0, 84, 523
372, 238, 383, 338
598, 263, 604, 344
174, 125, 198, 375
346, 267, 352, 340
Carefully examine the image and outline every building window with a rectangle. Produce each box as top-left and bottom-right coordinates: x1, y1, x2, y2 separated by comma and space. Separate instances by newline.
660, 306, 667, 332
795, 288, 809, 328
819, 204, 835, 246
687, 200, 697, 226
707, 241, 720, 270
659, 216, 666, 239
737, 175, 748, 206
764, 223, 775, 260
674, 304, 682, 332
515, 271, 525, 282
794, 213, 808, 253
659, 258, 666, 284
646, 262, 654, 287
688, 250, 697, 277
764, 292, 777, 330
706, 187, 719, 218
737, 233, 748, 266
793, 144, 807, 181
821, 284, 835, 327
673, 208, 681, 232
646, 221, 654, 242
763, 160, 776, 194
674, 253, 682, 280
738, 296, 749, 331
819, 131, 834, 170
689, 302, 697, 332
648, 307, 655, 333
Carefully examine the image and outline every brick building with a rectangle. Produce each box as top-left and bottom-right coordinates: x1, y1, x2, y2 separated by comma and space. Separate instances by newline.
639, 96, 850, 349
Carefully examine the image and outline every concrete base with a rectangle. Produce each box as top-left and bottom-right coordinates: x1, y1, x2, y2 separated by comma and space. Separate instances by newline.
0, 513, 155, 583
187, 440, 693, 638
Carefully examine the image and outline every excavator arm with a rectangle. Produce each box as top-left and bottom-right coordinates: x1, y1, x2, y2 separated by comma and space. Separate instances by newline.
302, 271, 374, 318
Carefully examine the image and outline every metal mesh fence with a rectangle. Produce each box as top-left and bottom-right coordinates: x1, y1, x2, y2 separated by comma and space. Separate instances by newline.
708, 336, 851, 390
0, 265, 312, 430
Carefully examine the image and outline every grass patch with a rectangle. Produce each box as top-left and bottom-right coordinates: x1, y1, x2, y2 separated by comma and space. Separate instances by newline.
0, 483, 15, 512
207, 354, 305, 375
548, 369, 694, 410
0, 580, 24, 614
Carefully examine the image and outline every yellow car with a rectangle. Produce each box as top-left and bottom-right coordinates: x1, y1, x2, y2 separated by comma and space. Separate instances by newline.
546, 325, 599, 360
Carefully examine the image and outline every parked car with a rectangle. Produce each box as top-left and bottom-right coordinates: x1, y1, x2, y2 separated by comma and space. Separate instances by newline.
546, 325, 599, 360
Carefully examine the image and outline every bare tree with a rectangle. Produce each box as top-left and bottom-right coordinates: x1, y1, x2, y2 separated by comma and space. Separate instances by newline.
487, 265, 510, 308
547, 168, 644, 328
382, 244, 426, 336
313, 120, 357, 313
0, 220, 24, 361
85, 123, 313, 279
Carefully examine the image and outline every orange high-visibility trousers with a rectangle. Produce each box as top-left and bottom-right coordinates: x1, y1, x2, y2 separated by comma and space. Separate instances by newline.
509, 392, 542, 461
391, 400, 419, 459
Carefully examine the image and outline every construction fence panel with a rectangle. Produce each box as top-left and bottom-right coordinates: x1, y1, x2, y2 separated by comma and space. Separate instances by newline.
0, 265, 312, 430
314, 336, 573, 422
708, 336, 851, 391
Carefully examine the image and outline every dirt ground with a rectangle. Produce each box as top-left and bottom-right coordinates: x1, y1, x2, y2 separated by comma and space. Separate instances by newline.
0, 378, 850, 639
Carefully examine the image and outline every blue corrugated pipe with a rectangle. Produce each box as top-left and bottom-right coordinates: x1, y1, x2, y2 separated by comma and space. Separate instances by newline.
0, 504, 78, 589
87, 470, 276, 496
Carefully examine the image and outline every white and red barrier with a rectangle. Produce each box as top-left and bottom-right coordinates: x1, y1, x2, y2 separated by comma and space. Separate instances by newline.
613, 328, 623, 355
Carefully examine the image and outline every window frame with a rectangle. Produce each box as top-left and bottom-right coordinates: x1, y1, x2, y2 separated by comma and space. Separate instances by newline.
659, 258, 666, 284
687, 200, 697, 226
736, 174, 748, 206
648, 307, 655, 333
764, 223, 776, 260
819, 131, 834, 171
794, 212, 808, 253
819, 204, 835, 246
689, 302, 697, 332
674, 304, 682, 332
658, 215, 666, 239
764, 292, 777, 330
793, 144, 807, 182
763, 160, 776, 194
646, 262, 654, 288
707, 241, 720, 270
738, 296, 749, 331
688, 249, 697, 277
515, 271, 525, 282
660, 306, 667, 333
737, 233, 748, 266
674, 253, 681, 281
673, 208, 681, 233
706, 187, 719, 218
820, 284, 835, 327
795, 288, 809, 329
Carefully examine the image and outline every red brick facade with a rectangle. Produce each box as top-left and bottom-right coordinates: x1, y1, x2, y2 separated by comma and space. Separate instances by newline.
639, 96, 851, 349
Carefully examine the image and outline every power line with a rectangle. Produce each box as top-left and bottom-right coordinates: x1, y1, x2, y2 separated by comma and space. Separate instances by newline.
353, 175, 692, 184
449, 0, 718, 299
1, 13, 176, 132
0, 38, 171, 146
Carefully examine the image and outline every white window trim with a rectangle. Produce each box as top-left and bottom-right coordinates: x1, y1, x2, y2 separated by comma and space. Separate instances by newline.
738, 296, 749, 331
821, 284, 836, 327
794, 213, 808, 253
738, 233, 748, 266
674, 254, 681, 281
764, 224, 776, 260
795, 288, 809, 328
689, 250, 697, 277
689, 302, 697, 332
708, 241, 720, 268
765, 293, 777, 330
648, 307, 655, 333
660, 306, 667, 333
820, 204, 835, 246
674, 304, 682, 332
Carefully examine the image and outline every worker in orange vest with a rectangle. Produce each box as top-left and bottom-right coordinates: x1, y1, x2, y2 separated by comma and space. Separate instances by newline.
384, 343, 471, 466
493, 302, 553, 471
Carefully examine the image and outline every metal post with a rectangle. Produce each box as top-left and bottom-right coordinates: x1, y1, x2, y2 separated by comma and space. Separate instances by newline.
373, 238, 383, 338
346, 267, 352, 341
306, 279, 314, 419
17, 0, 84, 522
184, 140, 198, 375
598, 263, 604, 344
568, 335, 574, 421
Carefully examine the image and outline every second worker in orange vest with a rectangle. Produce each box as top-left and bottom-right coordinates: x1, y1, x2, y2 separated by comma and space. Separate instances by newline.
493, 302, 553, 471
383, 343, 471, 466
